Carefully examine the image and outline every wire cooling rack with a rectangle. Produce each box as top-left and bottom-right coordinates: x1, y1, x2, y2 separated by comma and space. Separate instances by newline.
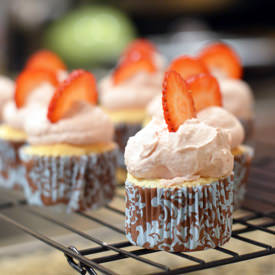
0, 155, 274, 275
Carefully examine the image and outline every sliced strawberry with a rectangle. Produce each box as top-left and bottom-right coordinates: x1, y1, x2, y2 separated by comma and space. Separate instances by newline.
26, 50, 66, 74
15, 69, 58, 108
168, 56, 209, 80
123, 39, 156, 61
47, 70, 97, 123
198, 43, 242, 79
162, 71, 196, 132
187, 73, 222, 112
113, 57, 156, 85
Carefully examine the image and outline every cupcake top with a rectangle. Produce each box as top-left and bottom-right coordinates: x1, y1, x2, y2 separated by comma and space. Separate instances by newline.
0, 76, 15, 119
125, 118, 233, 182
99, 39, 165, 110
125, 71, 234, 184
24, 70, 114, 146
25, 102, 114, 145
3, 69, 58, 131
146, 95, 244, 150
198, 42, 254, 120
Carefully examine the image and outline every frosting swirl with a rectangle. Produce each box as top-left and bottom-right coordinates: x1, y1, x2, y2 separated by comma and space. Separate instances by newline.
0, 76, 15, 119
218, 76, 254, 119
3, 82, 55, 131
25, 103, 114, 145
125, 118, 233, 182
99, 54, 165, 110
197, 106, 244, 149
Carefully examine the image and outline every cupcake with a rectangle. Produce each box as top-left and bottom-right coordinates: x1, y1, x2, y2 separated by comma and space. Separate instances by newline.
145, 73, 254, 209
0, 69, 58, 189
198, 43, 254, 140
99, 39, 166, 173
20, 70, 117, 212
125, 71, 234, 252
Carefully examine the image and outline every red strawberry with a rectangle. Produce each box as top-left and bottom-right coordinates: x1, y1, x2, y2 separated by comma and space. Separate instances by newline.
187, 73, 222, 112
168, 56, 209, 80
162, 71, 196, 132
113, 57, 156, 85
47, 70, 97, 123
123, 39, 156, 61
15, 69, 58, 108
26, 50, 66, 74
198, 43, 242, 79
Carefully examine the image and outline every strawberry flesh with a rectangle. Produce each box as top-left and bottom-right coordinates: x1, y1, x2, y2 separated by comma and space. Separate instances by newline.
168, 56, 209, 80
26, 50, 66, 74
198, 43, 242, 79
162, 71, 196, 132
15, 68, 58, 108
47, 70, 97, 123
187, 73, 222, 112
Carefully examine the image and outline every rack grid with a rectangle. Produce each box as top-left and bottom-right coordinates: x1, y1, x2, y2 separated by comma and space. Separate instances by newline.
0, 155, 274, 275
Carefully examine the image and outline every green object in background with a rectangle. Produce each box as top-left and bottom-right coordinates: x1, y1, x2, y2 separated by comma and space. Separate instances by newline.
44, 5, 136, 68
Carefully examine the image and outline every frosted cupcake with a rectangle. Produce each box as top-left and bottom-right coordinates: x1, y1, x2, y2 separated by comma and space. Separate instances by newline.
198, 43, 254, 140
146, 73, 253, 209
99, 39, 165, 173
20, 70, 117, 212
0, 69, 58, 189
125, 71, 234, 252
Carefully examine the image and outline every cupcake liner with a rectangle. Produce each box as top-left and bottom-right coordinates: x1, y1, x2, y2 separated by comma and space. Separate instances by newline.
125, 176, 234, 252
19, 147, 118, 212
240, 118, 254, 143
233, 145, 254, 210
114, 122, 141, 168
0, 138, 26, 189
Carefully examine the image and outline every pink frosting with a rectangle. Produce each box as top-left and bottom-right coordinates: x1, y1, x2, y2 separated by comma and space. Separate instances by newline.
197, 106, 244, 149
99, 54, 165, 110
125, 118, 233, 182
25, 103, 114, 145
0, 76, 15, 120
216, 76, 254, 119
146, 94, 163, 119
3, 82, 55, 131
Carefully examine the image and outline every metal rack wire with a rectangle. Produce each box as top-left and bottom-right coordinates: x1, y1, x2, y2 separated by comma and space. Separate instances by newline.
0, 155, 274, 275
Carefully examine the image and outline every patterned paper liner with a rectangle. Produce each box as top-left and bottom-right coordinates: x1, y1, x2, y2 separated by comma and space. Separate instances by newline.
114, 122, 141, 168
19, 147, 118, 212
240, 118, 254, 143
233, 145, 254, 210
0, 137, 26, 189
125, 176, 234, 252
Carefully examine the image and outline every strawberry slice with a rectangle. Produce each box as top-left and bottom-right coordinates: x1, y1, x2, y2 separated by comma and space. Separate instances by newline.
15, 69, 58, 108
123, 39, 156, 61
187, 73, 222, 112
47, 70, 97, 123
162, 71, 196, 132
168, 56, 209, 80
198, 43, 242, 79
113, 57, 156, 85
26, 50, 66, 74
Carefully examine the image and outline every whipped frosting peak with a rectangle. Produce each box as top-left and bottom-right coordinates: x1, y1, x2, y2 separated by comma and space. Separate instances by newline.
99, 53, 165, 110
217, 76, 254, 119
197, 106, 244, 149
25, 103, 114, 145
125, 118, 233, 182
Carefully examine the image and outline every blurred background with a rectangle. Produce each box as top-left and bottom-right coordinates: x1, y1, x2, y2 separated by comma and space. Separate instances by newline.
0, 1, 274, 274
